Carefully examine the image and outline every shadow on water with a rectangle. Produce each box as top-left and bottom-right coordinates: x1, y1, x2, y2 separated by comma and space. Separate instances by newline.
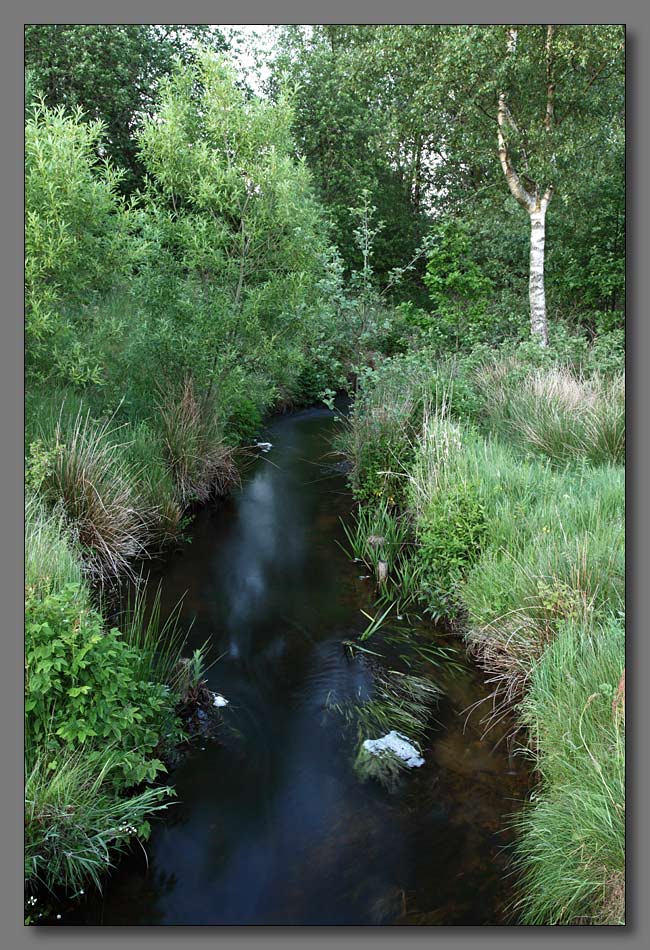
69, 405, 529, 926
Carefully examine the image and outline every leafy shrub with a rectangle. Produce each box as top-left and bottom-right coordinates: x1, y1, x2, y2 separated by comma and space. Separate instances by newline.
25, 100, 130, 370
25, 584, 179, 788
586, 327, 625, 377
224, 393, 264, 443
415, 481, 487, 620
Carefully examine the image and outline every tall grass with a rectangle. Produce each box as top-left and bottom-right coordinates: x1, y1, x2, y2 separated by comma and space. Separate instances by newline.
462, 463, 624, 716
25, 491, 83, 596
117, 580, 188, 689
25, 747, 174, 896
475, 363, 625, 466
341, 500, 410, 573
123, 422, 184, 544
510, 617, 625, 924
158, 375, 239, 505
35, 405, 150, 582
343, 351, 625, 923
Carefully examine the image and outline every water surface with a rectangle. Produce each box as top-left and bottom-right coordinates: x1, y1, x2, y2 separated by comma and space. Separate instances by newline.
72, 406, 527, 925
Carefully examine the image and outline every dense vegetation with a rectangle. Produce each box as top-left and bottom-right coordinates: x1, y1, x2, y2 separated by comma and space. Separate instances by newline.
24, 24, 624, 924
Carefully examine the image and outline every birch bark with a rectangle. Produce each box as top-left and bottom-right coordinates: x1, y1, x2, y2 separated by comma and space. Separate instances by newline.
496, 26, 555, 346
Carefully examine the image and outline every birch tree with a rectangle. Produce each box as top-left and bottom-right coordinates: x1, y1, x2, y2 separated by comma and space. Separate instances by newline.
496, 26, 555, 344
357, 25, 623, 344
436, 25, 624, 345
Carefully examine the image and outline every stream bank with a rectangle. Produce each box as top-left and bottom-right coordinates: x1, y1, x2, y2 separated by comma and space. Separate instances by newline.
60, 405, 528, 925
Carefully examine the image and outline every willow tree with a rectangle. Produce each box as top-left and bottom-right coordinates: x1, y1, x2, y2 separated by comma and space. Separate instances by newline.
135, 50, 329, 404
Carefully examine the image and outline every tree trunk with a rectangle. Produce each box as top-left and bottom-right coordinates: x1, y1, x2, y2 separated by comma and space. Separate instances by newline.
498, 87, 552, 347
497, 26, 556, 347
528, 198, 550, 346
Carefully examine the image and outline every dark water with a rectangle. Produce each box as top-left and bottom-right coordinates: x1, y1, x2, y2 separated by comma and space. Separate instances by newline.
71, 406, 528, 926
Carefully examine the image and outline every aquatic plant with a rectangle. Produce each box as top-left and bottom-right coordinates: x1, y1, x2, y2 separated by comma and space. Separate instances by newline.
330, 662, 441, 791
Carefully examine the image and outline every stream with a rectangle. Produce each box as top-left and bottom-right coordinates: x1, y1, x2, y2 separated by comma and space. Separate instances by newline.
71, 405, 528, 925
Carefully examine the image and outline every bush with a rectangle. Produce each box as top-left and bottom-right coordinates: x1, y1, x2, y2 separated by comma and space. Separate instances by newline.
25, 100, 130, 372
415, 480, 487, 620
25, 583, 179, 788
511, 617, 625, 924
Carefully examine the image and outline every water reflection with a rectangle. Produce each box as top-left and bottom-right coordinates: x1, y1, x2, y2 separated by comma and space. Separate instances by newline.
70, 407, 528, 926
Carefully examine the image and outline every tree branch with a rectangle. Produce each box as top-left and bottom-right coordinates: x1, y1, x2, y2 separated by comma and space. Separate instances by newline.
497, 93, 534, 211
545, 25, 556, 131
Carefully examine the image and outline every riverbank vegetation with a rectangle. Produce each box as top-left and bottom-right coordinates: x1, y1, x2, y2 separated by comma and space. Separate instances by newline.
25, 24, 624, 924
338, 355, 624, 923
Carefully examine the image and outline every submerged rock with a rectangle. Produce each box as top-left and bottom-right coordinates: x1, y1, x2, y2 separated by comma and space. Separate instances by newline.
362, 731, 425, 768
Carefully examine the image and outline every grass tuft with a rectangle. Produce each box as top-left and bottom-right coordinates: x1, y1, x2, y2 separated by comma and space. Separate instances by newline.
158, 375, 239, 505
35, 405, 150, 583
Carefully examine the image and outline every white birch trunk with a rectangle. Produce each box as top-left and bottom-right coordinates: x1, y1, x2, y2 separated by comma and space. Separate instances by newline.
498, 91, 553, 346
497, 26, 557, 347
529, 201, 549, 346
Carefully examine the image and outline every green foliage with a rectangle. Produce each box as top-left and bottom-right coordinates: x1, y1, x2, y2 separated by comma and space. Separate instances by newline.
475, 363, 625, 465
25, 747, 174, 896
424, 219, 500, 351
33, 406, 149, 582
415, 481, 487, 620
118, 582, 188, 690
341, 500, 410, 574
334, 354, 432, 503
25, 584, 180, 788
25, 25, 228, 192
25, 492, 83, 596
344, 347, 624, 921
121, 421, 184, 545
23, 24, 625, 923
271, 26, 428, 286
25, 101, 130, 369
158, 375, 239, 506
511, 617, 625, 924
